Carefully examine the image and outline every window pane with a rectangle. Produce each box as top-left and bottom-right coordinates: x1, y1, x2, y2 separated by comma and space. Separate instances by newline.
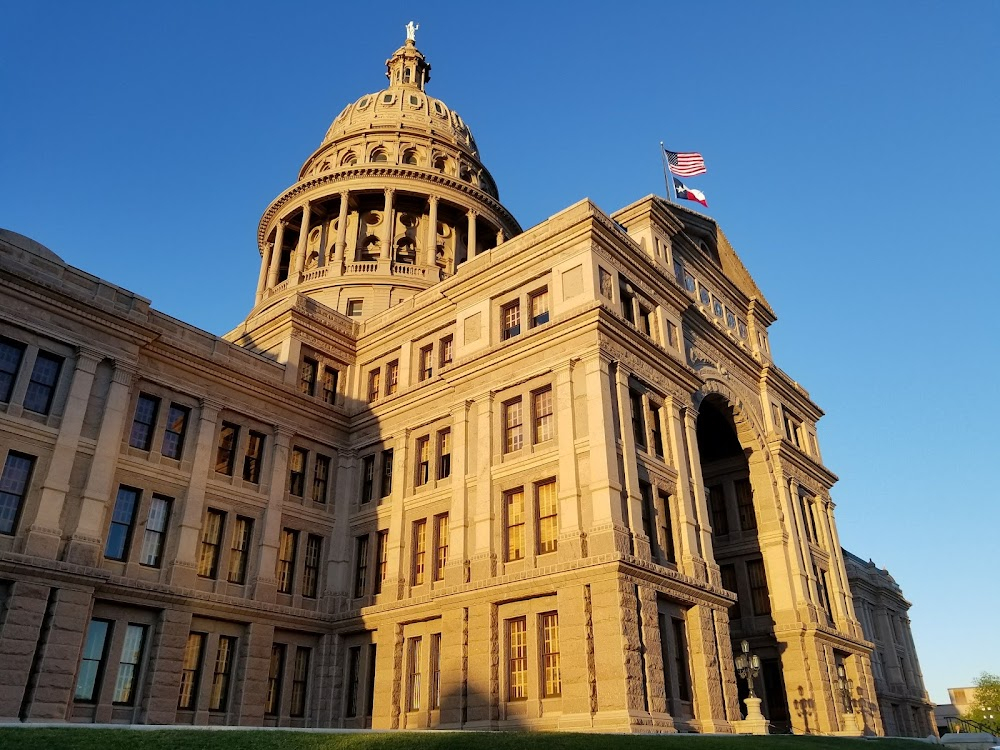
23, 352, 62, 414
0, 452, 34, 535
139, 495, 171, 567
0, 339, 25, 402
75, 619, 110, 702
112, 624, 147, 705
105, 486, 139, 561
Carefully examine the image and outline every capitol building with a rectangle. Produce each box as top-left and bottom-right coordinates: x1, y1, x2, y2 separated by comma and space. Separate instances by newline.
0, 31, 934, 734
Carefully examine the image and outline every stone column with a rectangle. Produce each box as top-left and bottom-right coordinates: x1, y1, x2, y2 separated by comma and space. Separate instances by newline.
168, 398, 222, 587
66, 360, 136, 566
817, 501, 852, 628
267, 221, 286, 288
24, 347, 102, 558
466, 209, 478, 258
425, 196, 439, 267
469, 392, 494, 580
255, 243, 272, 303
19, 586, 95, 721
250, 425, 293, 601
683, 408, 716, 583
325, 450, 356, 608
444, 401, 471, 587
0, 581, 50, 720
232, 621, 274, 725
582, 352, 625, 556
384, 431, 408, 599
555, 361, 583, 561
686, 604, 732, 732
380, 189, 395, 261
665, 397, 705, 579
294, 202, 312, 276
783, 478, 813, 617
333, 191, 349, 268
612, 362, 647, 558
142, 608, 193, 724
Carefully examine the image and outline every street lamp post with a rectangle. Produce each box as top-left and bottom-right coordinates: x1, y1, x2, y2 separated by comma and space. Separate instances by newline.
836, 664, 854, 714
735, 639, 761, 698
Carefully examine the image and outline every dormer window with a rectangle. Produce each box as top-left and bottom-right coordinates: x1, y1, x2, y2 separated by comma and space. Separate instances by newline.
382, 93, 394, 104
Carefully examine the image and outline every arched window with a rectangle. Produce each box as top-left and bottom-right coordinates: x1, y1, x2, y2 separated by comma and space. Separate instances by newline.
341, 152, 357, 166
459, 165, 472, 182
403, 67, 411, 83
402, 149, 418, 166
371, 149, 388, 163
433, 156, 447, 173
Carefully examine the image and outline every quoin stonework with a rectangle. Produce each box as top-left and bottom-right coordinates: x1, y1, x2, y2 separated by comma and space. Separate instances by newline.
0, 31, 930, 734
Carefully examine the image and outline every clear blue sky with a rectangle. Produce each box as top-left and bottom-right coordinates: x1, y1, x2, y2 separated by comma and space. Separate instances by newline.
3, 1, 997, 704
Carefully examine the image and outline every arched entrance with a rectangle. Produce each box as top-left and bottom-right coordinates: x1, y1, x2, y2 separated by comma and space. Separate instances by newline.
695, 393, 792, 731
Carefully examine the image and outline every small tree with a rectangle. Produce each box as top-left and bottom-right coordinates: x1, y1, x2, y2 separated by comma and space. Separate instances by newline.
965, 672, 1000, 730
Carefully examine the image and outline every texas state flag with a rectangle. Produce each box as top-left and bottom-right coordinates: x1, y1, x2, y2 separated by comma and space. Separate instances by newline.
673, 178, 707, 207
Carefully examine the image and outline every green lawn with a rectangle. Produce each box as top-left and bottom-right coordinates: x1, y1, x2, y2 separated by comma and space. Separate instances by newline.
0, 729, 935, 750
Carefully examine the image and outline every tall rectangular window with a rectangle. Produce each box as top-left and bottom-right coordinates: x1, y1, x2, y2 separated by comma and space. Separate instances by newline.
412, 519, 427, 585
290, 647, 310, 718
540, 612, 561, 697
657, 490, 676, 564
406, 637, 422, 711
139, 494, 171, 567
299, 357, 318, 396
639, 305, 654, 337
386, 360, 399, 395
419, 345, 433, 381
112, 624, 147, 705
360, 455, 375, 504
505, 488, 525, 561
529, 288, 550, 327
277, 529, 298, 594
289, 448, 307, 497
672, 618, 692, 702
650, 403, 664, 457
161, 404, 189, 459
0, 338, 25, 402
501, 301, 520, 340
747, 558, 771, 616
720, 563, 742, 620
312, 453, 330, 503
346, 299, 363, 317
815, 565, 834, 622
74, 618, 111, 702
429, 633, 442, 710
303, 534, 322, 598
345, 646, 361, 718
105, 485, 140, 561
215, 422, 239, 475
507, 617, 528, 700
227, 515, 253, 584
532, 387, 554, 443
322, 367, 339, 404
23, 351, 62, 414
639, 481, 656, 547
439, 335, 453, 368
374, 530, 388, 594
434, 513, 449, 580
265, 643, 286, 716
536, 480, 558, 555
364, 644, 377, 717
178, 632, 205, 710
735, 478, 756, 530
197, 509, 225, 578
437, 429, 451, 479
209, 635, 236, 711
503, 398, 523, 453
380, 449, 393, 498
353, 534, 369, 598
243, 430, 265, 483
708, 484, 729, 536
367, 369, 380, 403
415, 436, 430, 486
629, 389, 646, 449
129, 394, 160, 450
0, 451, 34, 535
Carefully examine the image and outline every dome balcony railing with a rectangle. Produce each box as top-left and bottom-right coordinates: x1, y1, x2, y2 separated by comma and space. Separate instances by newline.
346, 261, 378, 275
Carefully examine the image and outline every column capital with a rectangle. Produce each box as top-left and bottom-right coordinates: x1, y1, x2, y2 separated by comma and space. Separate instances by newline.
427, 194, 439, 206
273, 423, 296, 441
199, 396, 226, 414
467, 207, 479, 218
74, 346, 105, 369
110, 361, 139, 386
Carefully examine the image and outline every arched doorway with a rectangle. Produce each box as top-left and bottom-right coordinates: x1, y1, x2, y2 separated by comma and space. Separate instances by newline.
696, 393, 791, 731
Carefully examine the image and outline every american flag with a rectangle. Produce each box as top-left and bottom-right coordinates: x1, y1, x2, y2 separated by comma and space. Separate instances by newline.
664, 148, 707, 177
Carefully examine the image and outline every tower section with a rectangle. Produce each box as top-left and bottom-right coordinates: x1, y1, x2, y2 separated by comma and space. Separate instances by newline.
250, 35, 522, 321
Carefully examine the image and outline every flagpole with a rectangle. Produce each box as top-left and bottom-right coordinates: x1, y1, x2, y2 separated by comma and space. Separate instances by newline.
660, 142, 675, 202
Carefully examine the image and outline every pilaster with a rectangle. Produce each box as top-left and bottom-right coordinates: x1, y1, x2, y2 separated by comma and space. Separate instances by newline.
250, 424, 293, 601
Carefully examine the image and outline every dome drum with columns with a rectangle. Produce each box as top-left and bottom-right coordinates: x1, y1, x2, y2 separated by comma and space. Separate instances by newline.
251, 37, 521, 320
